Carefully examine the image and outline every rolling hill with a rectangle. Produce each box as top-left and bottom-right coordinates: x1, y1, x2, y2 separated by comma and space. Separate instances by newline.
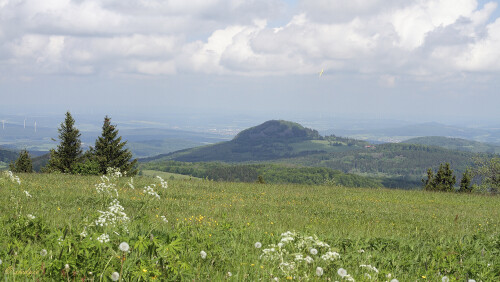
141, 120, 369, 163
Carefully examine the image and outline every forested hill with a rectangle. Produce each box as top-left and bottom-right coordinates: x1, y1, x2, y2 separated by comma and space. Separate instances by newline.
402, 136, 500, 154
142, 120, 367, 163
0, 147, 18, 168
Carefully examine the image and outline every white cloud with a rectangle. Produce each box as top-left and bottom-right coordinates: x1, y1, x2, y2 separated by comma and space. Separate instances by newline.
1, 0, 500, 79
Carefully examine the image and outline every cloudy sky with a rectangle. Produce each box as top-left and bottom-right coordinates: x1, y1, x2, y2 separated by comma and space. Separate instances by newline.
1, 0, 500, 123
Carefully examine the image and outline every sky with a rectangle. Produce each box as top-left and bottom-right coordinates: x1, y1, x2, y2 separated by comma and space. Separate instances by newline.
1, 0, 500, 124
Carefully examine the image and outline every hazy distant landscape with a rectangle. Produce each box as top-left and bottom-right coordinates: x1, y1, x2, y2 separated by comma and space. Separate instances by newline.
2, 0, 500, 280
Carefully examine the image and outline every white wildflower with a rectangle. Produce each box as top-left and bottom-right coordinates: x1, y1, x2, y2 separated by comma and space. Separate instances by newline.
24, 190, 32, 198
304, 256, 314, 264
106, 167, 122, 179
200, 250, 207, 259
358, 249, 365, 253
468, 280, 476, 282
390, 279, 399, 282
294, 254, 304, 261
40, 249, 47, 256
309, 248, 318, 255
95, 199, 130, 229
364, 273, 371, 279
277, 242, 284, 248
321, 251, 340, 261
227, 272, 232, 277
5, 171, 21, 185
97, 233, 110, 243
80, 228, 88, 238
337, 268, 347, 277
57, 236, 64, 245
280, 236, 294, 244
360, 264, 379, 273
345, 274, 355, 282
160, 215, 168, 223
27, 214, 35, 220
255, 242, 262, 248
119, 242, 130, 252
95, 175, 118, 197
442, 276, 449, 282
274, 278, 279, 281
157, 176, 168, 189
65, 264, 70, 271
143, 185, 160, 199
316, 267, 324, 276
127, 177, 135, 189
111, 271, 120, 281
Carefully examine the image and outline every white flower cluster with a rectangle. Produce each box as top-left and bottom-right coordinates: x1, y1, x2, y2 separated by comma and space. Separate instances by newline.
27, 214, 36, 220
95, 199, 130, 230
259, 231, 342, 279
156, 176, 168, 189
359, 264, 379, 273
127, 177, 135, 189
106, 167, 123, 179
24, 190, 32, 198
4, 171, 21, 185
160, 215, 168, 223
143, 184, 160, 199
80, 227, 88, 238
95, 176, 118, 197
97, 233, 110, 243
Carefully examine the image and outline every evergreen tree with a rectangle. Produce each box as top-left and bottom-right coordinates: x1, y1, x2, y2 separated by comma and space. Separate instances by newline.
422, 163, 456, 192
9, 149, 33, 173
47, 111, 83, 173
459, 169, 472, 193
92, 116, 137, 175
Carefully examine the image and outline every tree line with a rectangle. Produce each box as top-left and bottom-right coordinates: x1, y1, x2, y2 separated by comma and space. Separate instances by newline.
422, 158, 499, 193
9, 112, 137, 175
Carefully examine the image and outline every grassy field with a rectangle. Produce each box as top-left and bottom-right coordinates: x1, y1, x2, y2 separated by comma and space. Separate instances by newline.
0, 171, 499, 281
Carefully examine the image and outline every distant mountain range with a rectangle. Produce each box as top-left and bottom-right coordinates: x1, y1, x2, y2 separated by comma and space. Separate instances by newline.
322, 122, 500, 144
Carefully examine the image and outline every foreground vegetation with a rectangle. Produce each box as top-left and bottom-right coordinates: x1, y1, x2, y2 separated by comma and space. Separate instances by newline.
0, 171, 499, 281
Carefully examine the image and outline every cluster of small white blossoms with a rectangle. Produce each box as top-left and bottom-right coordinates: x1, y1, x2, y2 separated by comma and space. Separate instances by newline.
24, 190, 32, 198
4, 171, 21, 185
127, 177, 135, 189
95, 175, 118, 197
259, 231, 342, 279
95, 199, 130, 231
143, 184, 160, 199
156, 176, 168, 189
106, 167, 124, 179
97, 233, 110, 243
27, 214, 36, 220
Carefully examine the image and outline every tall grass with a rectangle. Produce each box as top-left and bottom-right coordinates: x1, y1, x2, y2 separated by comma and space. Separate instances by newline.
0, 172, 499, 281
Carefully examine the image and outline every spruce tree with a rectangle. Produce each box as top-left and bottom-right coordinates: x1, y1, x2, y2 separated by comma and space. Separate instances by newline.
92, 116, 137, 175
9, 149, 33, 173
47, 111, 83, 173
459, 169, 472, 193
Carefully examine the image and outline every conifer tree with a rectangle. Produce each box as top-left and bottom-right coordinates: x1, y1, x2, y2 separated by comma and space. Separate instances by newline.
9, 149, 33, 173
47, 111, 82, 173
459, 169, 472, 193
423, 163, 456, 192
92, 116, 137, 175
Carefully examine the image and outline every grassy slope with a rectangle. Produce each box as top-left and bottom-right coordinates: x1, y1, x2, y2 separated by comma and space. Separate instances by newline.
1, 173, 499, 280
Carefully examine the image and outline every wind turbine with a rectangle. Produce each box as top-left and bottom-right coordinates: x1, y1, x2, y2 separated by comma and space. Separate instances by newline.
1, 120, 4, 130
24, 118, 26, 129
34, 121, 37, 133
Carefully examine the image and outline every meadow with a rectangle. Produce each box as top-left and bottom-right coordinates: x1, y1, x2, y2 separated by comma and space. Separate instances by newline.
0, 171, 499, 281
